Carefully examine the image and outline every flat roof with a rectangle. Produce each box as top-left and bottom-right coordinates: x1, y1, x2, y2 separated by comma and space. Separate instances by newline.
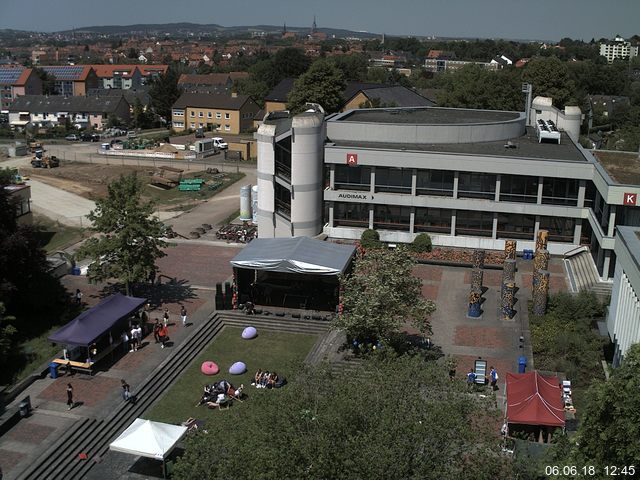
330, 128, 586, 163
591, 151, 640, 185
339, 107, 521, 125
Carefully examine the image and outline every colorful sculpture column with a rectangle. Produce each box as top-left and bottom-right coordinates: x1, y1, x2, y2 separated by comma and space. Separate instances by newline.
468, 250, 486, 318
532, 270, 550, 316
501, 282, 516, 320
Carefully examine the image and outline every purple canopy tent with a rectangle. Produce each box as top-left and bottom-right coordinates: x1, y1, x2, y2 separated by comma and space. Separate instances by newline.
49, 293, 146, 347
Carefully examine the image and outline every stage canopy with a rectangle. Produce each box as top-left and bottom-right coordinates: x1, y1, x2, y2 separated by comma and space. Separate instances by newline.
109, 418, 188, 460
48, 293, 146, 347
230, 237, 356, 276
506, 371, 565, 427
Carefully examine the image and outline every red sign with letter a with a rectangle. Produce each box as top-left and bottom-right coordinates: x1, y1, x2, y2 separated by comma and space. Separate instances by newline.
623, 192, 637, 206
346, 153, 358, 166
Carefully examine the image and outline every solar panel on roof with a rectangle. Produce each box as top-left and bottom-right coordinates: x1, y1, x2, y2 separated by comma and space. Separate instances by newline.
42, 66, 85, 81
0, 68, 25, 84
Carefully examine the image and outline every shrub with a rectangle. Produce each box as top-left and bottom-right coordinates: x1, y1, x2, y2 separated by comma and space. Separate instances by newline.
411, 233, 433, 253
360, 229, 381, 249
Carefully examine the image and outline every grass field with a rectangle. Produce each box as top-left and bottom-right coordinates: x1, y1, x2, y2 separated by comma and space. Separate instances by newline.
144, 327, 318, 424
33, 214, 85, 252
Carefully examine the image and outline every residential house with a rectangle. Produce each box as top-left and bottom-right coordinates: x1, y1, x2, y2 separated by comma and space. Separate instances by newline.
171, 92, 260, 134
40, 65, 99, 96
600, 35, 639, 63
263, 78, 295, 114
9, 94, 131, 130
177, 73, 236, 94
92, 65, 143, 90
489, 55, 513, 68
137, 65, 168, 84
0, 66, 42, 111
424, 57, 497, 73
589, 95, 631, 119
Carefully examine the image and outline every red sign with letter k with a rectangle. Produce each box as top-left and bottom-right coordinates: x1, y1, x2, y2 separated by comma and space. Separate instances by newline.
624, 192, 637, 206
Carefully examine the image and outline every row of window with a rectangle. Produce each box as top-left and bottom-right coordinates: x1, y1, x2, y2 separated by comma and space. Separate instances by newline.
333, 165, 583, 207
332, 203, 580, 243
173, 110, 232, 120
173, 121, 231, 131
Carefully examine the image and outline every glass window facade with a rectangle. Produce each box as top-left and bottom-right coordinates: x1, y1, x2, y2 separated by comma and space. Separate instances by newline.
274, 183, 291, 220
539, 216, 575, 243
416, 170, 454, 197
374, 167, 412, 194
274, 137, 291, 180
499, 175, 538, 203
456, 210, 494, 237
373, 205, 411, 231
335, 165, 371, 191
542, 178, 578, 206
415, 207, 452, 234
334, 202, 369, 228
497, 213, 535, 240
458, 173, 496, 200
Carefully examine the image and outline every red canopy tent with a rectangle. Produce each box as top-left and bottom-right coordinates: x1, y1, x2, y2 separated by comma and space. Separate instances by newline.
506, 371, 565, 427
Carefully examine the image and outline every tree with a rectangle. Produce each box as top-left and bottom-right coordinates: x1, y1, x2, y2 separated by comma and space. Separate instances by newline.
360, 228, 381, 249
326, 54, 368, 81
522, 57, 576, 107
332, 248, 436, 344
131, 99, 153, 129
78, 173, 167, 295
287, 61, 346, 114
148, 64, 187, 121
0, 302, 16, 364
33, 67, 56, 95
172, 355, 511, 480
411, 233, 433, 253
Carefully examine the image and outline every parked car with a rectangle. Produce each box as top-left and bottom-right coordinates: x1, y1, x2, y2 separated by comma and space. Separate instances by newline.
195, 128, 205, 138
212, 137, 228, 150
127, 131, 137, 139
80, 133, 100, 142
65, 134, 79, 141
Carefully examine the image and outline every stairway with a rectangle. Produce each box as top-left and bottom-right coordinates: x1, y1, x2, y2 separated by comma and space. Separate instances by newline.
564, 250, 612, 301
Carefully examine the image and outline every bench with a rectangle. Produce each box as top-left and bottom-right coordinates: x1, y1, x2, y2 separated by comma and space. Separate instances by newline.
178, 184, 201, 191
180, 178, 205, 185
51, 359, 94, 374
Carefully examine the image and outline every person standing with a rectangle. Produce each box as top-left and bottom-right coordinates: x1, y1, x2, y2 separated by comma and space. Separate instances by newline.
162, 308, 170, 327
121, 379, 131, 402
66, 383, 74, 410
466, 369, 476, 388
75, 289, 83, 305
489, 366, 499, 391
153, 319, 161, 343
180, 306, 187, 327
121, 330, 129, 353
135, 324, 142, 349
159, 324, 169, 349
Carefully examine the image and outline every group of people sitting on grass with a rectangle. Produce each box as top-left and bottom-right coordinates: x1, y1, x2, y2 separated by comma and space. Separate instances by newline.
197, 380, 244, 409
251, 369, 286, 389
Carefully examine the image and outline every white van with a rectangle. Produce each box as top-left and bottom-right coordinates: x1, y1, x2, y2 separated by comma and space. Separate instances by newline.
212, 137, 228, 150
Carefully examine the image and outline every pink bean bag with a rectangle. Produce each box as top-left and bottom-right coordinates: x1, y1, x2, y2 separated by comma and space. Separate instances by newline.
201, 361, 220, 375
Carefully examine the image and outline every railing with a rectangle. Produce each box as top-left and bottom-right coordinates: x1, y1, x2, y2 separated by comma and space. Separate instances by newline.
334, 182, 370, 191
563, 245, 589, 260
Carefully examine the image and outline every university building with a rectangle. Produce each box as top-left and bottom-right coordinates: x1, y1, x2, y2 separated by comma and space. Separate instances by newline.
256, 99, 640, 280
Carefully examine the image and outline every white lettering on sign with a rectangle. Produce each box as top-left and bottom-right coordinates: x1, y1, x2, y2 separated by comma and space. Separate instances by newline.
346, 153, 358, 166
623, 192, 637, 206
338, 193, 370, 200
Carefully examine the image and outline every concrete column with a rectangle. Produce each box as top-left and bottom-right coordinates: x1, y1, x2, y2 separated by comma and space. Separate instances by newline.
573, 219, 583, 245
453, 171, 459, 199
411, 168, 417, 196
495, 174, 501, 202
537, 177, 544, 204
328, 203, 334, 227
410, 208, 415, 234
370, 167, 376, 194
368, 205, 374, 229
329, 164, 335, 189
602, 250, 611, 281
450, 211, 456, 236
534, 216, 540, 241
492, 213, 498, 239
577, 180, 586, 208
607, 205, 616, 237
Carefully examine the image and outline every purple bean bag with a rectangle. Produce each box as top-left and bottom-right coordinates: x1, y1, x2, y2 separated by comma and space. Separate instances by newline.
229, 361, 247, 375
242, 326, 258, 339
201, 361, 219, 375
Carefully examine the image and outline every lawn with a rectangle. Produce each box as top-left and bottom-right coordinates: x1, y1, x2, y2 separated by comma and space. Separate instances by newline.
144, 327, 318, 424
4, 325, 64, 385
33, 214, 86, 252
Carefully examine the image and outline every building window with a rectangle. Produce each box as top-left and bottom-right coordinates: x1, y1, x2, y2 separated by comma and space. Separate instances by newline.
275, 137, 292, 180
207, 112, 212, 118
224, 124, 230, 131
275, 183, 291, 220
335, 165, 371, 191
373, 205, 411, 231
542, 178, 578, 206
190, 111, 195, 118
455, 210, 494, 237
216, 112, 221, 119
199, 123, 204, 128
539, 216, 576, 243
499, 175, 538, 203
415, 207, 452, 234
225, 112, 230, 119
198, 111, 203, 117
458, 173, 496, 200
173, 121, 184, 128
497, 213, 535, 240
173, 110, 184, 117
334, 202, 369, 228
416, 170, 454, 197
190, 123, 195, 128
374, 167, 412, 194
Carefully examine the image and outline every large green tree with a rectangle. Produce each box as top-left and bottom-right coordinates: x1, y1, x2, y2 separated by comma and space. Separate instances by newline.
522, 57, 576, 107
287, 61, 346, 114
148, 64, 187, 122
172, 355, 511, 480
78, 173, 167, 295
332, 248, 436, 344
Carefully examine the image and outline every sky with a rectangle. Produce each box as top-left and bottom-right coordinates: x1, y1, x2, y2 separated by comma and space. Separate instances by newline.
2, 0, 639, 42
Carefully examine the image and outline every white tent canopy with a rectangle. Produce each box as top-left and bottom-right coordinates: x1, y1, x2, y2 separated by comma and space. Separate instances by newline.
109, 418, 188, 460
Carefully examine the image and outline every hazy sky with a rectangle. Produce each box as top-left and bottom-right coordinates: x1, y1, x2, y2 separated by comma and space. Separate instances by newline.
2, 0, 638, 41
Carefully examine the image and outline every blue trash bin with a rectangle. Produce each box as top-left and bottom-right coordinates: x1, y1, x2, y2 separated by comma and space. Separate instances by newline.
49, 362, 59, 379
518, 356, 527, 373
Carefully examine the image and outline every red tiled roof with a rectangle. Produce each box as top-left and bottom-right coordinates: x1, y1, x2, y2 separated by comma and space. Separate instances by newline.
91, 65, 137, 78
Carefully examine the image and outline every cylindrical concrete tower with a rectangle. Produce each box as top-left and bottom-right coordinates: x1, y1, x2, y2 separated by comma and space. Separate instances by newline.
239, 184, 252, 221
255, 123, 277, 238
290, 112, 325, 237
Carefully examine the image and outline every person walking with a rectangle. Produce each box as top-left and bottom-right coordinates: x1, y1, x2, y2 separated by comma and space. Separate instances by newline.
130, 325, 137, 352
489, 366, 499, 391
162, 308, 170, 327
180, 306, 187, 327
159, 324, 169, 349
66, 383, 74, 410
134, 324, 142, 349
121, 379, 131, 402
74, 289, 83, 305
153, 319, 161, 343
